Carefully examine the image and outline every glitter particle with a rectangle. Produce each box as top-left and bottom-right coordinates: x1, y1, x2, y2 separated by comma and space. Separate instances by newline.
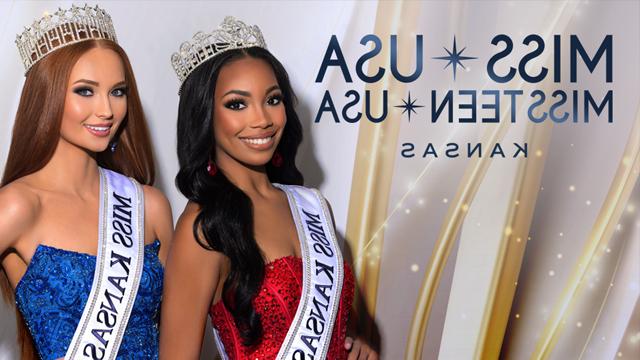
569, 185, 576, 192
549, 270, 555, 277
536, 150, 543, 157
557, 253, 563, 259
405, 208, 411, 214
586, 200, 591, 206
515, 313, 520, 318
443, 198, 449, 204
577, 321, 582, 328
410, 264, 419, 272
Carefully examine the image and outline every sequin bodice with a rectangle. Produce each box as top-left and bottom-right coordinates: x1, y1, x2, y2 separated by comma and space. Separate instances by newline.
15, 240, 163, 360
210, 256, 354, 359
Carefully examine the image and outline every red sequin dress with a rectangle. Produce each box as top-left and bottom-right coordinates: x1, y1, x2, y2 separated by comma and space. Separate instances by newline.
209, 256, 355, 359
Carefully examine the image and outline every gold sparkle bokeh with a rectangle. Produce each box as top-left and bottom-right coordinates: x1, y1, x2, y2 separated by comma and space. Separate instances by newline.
530, 105, 640, 359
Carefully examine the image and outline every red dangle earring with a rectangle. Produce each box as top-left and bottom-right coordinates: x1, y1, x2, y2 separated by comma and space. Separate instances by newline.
207, 160, 217, 176
271, 152, 283, 167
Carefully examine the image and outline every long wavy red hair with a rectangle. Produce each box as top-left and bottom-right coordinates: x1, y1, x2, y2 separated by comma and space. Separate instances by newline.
0, 39, 155, 359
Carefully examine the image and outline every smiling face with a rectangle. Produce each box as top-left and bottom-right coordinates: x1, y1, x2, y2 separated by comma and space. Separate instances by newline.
212, 56, 286, 170
60, 47, 127, 153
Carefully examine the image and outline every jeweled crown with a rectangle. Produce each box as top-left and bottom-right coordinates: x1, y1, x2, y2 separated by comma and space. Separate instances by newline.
16, 4, 118, 74
171, 16, 267, 91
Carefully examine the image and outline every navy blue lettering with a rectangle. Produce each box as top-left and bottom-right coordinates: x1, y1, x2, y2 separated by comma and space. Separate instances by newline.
316, 35, 352, 83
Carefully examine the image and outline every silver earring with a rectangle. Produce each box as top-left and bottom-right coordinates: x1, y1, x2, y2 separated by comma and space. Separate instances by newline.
110, 141, 118, 153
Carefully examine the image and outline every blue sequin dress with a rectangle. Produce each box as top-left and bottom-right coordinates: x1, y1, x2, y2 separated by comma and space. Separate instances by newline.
15, 240, 163, 360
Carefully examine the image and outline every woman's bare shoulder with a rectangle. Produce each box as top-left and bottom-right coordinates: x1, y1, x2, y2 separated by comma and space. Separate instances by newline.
0, 181, 41, 250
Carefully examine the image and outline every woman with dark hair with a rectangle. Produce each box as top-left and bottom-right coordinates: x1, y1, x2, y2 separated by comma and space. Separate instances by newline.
0, 5, 172, 360
160, 17, 376, 359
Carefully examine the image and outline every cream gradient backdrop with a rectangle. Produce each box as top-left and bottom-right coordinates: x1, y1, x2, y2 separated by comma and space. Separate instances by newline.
0, 1, 638, 360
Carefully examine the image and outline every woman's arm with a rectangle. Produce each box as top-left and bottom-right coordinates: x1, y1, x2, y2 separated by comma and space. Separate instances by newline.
0, 184, 38, 286
142, 185, 174, 265
159, 202, 225, 360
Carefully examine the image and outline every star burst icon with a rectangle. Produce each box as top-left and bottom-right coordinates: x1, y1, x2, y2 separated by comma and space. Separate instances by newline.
433, 36, 477, 80
395, 92, 424, 122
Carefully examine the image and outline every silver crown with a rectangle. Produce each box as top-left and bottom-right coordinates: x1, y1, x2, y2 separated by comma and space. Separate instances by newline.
171, 16, 267, 91
16, 4, 118, 74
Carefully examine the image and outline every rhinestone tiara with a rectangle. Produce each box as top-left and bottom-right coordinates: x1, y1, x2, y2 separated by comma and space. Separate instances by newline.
171, 16, 267, 91
16, 4, 118, 74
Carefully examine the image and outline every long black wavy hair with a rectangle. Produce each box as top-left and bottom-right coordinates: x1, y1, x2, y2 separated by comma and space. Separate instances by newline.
175, 47, 304, 346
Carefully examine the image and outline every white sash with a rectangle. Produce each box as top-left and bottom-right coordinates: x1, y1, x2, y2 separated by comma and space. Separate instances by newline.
65, 168, 145, 360
212, 185, 343, 360
274, 185, 343, 360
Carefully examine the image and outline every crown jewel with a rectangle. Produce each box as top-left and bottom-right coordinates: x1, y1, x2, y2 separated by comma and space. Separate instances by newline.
171, 16, 267, 91
16, 4, 118, 73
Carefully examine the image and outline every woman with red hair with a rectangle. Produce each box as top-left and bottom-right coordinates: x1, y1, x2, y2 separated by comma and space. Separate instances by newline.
0, 5, 172, 359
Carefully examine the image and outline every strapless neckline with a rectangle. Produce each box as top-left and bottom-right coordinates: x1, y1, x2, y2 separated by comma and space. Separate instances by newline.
265, 254, 300, 266
36, 238, 161, 257
16, 239, 161, 293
